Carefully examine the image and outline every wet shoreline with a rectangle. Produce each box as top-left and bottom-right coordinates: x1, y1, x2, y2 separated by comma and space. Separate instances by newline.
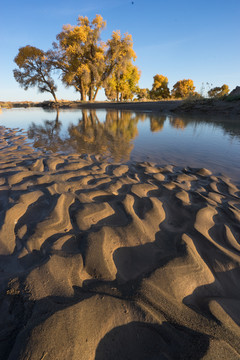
1, 99, 240, 116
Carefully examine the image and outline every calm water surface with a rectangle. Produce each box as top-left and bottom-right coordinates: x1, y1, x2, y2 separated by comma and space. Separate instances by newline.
0, 107, 240, 183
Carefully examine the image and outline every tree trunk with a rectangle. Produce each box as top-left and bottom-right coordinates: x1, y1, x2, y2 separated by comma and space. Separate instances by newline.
80, 80, 86, 101
93, 87, 99, 101
51, 90, 58, 103
80, 91, 86, 101
89, 71, 95, 101
89, 87, 93, 101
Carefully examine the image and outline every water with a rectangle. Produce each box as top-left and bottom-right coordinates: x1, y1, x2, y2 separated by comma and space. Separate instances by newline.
0, 107, 240, 183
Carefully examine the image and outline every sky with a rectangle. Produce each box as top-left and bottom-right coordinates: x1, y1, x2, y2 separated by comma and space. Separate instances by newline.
0, 0, 239, 101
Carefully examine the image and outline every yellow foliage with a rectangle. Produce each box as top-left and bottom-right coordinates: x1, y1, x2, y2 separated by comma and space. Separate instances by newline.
55, 15, 136, 101
150, 74, 170, 100
171, 79, 195, 99
105, 62, 140, 101
208, 84, 229, 98
13, 46, 58, 102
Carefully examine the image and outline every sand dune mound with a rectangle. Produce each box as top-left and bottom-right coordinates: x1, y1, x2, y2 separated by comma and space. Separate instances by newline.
0, 127, 240, 359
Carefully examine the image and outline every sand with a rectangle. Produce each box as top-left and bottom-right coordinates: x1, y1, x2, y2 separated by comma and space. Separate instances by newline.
2, 98, 240, 116
0, 126, 240, 359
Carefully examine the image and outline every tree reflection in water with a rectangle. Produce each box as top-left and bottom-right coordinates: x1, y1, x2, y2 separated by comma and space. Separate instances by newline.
149, 115, 166, 132
28, 109, 66, 153
169, 117, 186, 130
27, 109, 171, 161
28, 109, 143, 161
26, 108, 240, 167
68, 109, 107, 156
68, 110, 142, 161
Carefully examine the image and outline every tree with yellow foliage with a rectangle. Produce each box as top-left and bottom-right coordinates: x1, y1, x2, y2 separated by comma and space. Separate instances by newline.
105, 62, 140, 101
150, 74, 170, 100
136, 88, 150, 101
53, 15, 106, 101
53, 15, 137, 101
103, 31, 137, 98
171, 79, 195, 99
208, 84, 229, 98
13, 46, 58, 102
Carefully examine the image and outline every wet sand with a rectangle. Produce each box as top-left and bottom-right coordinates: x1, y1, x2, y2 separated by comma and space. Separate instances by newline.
0, 127, 240, 359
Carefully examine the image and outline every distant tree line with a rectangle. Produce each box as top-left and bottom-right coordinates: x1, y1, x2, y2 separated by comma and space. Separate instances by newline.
137, 77, 229, 101
13, 14, 230, 102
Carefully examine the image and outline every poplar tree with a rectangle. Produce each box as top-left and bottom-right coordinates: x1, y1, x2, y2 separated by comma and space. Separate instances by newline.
208, 84, 229, 98
13, 15, 139, 102
53, 15, 137, 101
53, 15, 106, 101
13, 46, 58, 102
105, 63, 140, 101
150, 74, 170, 100
171, 79, 195, 99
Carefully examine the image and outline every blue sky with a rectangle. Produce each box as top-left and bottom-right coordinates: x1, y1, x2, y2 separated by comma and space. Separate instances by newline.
0, 0, 239, 101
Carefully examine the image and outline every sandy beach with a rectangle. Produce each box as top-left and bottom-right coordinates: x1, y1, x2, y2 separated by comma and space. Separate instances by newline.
0, 126, 240, 359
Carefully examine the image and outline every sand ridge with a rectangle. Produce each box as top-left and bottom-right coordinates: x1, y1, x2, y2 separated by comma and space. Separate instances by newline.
0, 127, 240, 359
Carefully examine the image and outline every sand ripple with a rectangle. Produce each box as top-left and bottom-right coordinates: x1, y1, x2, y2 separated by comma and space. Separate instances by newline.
0, 127, 240, 359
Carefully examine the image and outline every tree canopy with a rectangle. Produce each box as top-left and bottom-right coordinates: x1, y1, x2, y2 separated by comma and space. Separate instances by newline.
171, 79, 195, 99
105, 62, 140, 101
136, 88, 150, 101
208, 84, 229, 98
53, 15, 106, 101
53, 15, 137, 101
150, 74, 170, 100
13, 46, 58, 102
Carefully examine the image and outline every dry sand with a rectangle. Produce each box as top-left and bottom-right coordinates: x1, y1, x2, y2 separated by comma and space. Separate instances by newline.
3, 98, 240, 116
0, 126, 240, 359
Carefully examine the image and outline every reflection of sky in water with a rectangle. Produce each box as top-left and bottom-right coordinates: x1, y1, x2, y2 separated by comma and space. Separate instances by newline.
0, 107, 240, 183
134, 117, 240, 181
0, 108, 80, 139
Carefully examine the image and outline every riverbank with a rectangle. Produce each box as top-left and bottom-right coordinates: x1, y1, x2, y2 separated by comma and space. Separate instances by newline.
0, 126, 240, 359
1, 98, 240, 116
